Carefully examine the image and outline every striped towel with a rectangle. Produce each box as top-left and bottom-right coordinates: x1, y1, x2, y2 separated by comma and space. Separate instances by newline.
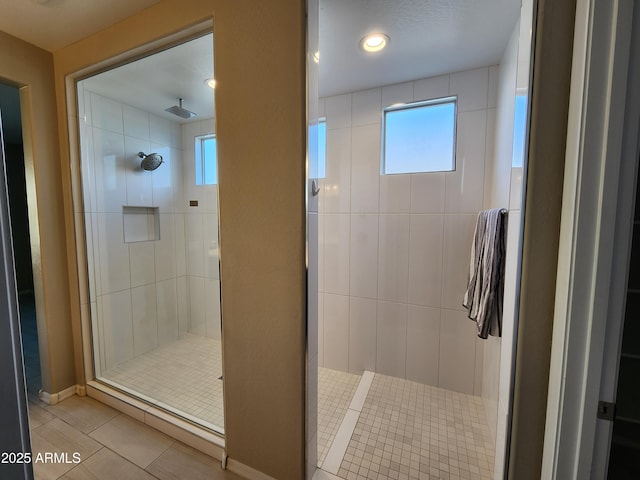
463, 208, 508, 339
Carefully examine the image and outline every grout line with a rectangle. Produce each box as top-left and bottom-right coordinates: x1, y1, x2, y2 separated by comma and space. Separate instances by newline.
321, 371, 375, 475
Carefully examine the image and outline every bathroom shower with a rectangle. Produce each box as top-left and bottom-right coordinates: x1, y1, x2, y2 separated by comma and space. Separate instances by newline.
164, 97, 197, 119
138, 151, 163, 171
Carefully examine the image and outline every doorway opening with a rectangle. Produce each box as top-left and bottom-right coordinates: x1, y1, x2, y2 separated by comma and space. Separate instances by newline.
310, 0, 536, 478
0, 82, 40, 403
75, 32, 224, 434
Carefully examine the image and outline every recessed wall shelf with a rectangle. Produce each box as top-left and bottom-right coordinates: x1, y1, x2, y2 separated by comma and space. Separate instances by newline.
122, 206, 160, 243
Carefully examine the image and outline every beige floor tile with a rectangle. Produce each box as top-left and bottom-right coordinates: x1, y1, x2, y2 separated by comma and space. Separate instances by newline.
28, 403, 55, 429
47, 395, 119, 434
31, 418, 102, 480
146, 442, 241, 479
62, 448, 156, 480
89, 414, 173, 468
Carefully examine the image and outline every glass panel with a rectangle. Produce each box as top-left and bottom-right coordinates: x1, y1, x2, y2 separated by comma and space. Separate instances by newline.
76, 32, 224, 434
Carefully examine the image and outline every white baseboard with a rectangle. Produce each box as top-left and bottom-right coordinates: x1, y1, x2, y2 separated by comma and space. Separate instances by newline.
38, 384, 78, 405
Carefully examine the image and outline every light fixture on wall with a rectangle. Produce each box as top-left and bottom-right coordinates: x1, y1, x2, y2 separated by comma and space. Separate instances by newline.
360, 33, 389, 53
205, 78, 216, 89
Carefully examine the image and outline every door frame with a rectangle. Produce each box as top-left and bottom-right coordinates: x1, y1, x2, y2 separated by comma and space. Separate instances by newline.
0, 102, 34, 480
541, 0, 640, 477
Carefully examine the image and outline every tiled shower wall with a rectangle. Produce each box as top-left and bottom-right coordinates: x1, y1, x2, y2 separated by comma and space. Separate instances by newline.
481, 20, 522, 447
318, 66, 500, 396
78, 87, 220, 375
180, 119, 221, 341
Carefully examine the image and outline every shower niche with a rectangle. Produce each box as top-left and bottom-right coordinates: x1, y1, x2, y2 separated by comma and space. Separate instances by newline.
76, 33, 225, 434
122, 207, 160, 243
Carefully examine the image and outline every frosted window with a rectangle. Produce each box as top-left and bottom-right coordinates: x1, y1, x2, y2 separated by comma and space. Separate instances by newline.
383, 97, 456, 174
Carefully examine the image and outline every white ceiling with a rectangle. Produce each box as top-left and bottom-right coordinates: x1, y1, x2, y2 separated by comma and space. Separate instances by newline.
319, 0, 521, 97
0, 0, 521, 138
0, 0, 161, 52
81, 34, 215, 125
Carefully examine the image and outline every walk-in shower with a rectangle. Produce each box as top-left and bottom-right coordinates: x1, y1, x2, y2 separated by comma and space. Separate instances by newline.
76, 33, 224, 434
312, 0, 535, 478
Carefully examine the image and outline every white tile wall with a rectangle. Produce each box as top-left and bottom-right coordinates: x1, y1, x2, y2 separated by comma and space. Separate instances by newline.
188, 276, 206, 336
410, 173, 445, 214
154, 214, 177, 281
450, 67, 489, 112
441, 214, 477, 311
186, 214, 205, 278
90, 93, 123, 134
81, 91, 221, 372
352, 88, 381, 127
349, 214, 378, 299
348, 297, 377, 374
324, 128, 351, 213
324, 214, 350, 296
156, 278, 179, 346
324, 294, 350, 371
204, 278, 222, 339
124, 135, 153, 206
408, 214, 444, 307
131, 284, 158, 356
325, 94, 352, 130
439, 309, 477, 393
376, 301, 408, 378
318, 66, 497, 396
379, 175, 411, 213
93, 129, 126, 213
350, 124, 380, 214
150, 144, 173, 212
123, 105, 149, 140
445, 110, 487, 213
129, 242, 156, 287
97, 212, 130, 294
414, 74, 449, 101
377, 214, 410, 303
406, 305, 440, 385
101, 289, 134, 369
381, 82, 414, 108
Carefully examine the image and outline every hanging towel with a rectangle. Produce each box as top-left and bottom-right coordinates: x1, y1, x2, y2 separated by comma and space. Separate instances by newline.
462, 208, 508, 339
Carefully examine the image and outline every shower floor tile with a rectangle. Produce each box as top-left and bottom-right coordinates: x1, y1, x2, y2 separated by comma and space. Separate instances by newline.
102, 334, 224, 431
324, 373, 495, 480
318, 367, 362, 467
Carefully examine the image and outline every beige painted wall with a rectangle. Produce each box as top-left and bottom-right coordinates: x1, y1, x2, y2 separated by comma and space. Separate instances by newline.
0, 31, 76, 395
53, 0, 306, 478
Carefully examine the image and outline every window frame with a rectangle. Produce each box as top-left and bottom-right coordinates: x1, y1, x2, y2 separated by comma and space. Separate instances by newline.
195, 133, 217, 185
381, 95, 458, 175
318, 117, 326, 179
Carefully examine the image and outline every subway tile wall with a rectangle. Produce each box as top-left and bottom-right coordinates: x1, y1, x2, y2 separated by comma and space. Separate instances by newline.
318, 66, 499, 396
78, 87, 220, 375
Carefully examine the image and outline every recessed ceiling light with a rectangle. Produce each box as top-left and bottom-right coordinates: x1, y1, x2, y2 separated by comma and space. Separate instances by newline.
204, 78, 216, 89
360, 33, 389, 53
313, 51, 320, 64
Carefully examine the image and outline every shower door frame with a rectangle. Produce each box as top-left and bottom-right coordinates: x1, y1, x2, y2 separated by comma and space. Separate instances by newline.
64, 19, 227, 458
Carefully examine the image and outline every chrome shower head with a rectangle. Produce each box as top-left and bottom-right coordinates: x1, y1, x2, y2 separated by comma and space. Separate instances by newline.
138, 152, 163, 171
164, 98, 197, 119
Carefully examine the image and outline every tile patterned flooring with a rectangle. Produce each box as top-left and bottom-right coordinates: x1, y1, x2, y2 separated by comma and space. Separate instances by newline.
26, 395, 240, 480
22, 325, 494, 480
102, 334, 224, 432
329, 373, 495, 480
318, 368, 362, 465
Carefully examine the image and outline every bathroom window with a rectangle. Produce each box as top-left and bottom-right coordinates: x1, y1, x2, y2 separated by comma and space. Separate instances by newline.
195, 134, 217, 185
318, 118, 326, 178
382, 96, 457, 174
